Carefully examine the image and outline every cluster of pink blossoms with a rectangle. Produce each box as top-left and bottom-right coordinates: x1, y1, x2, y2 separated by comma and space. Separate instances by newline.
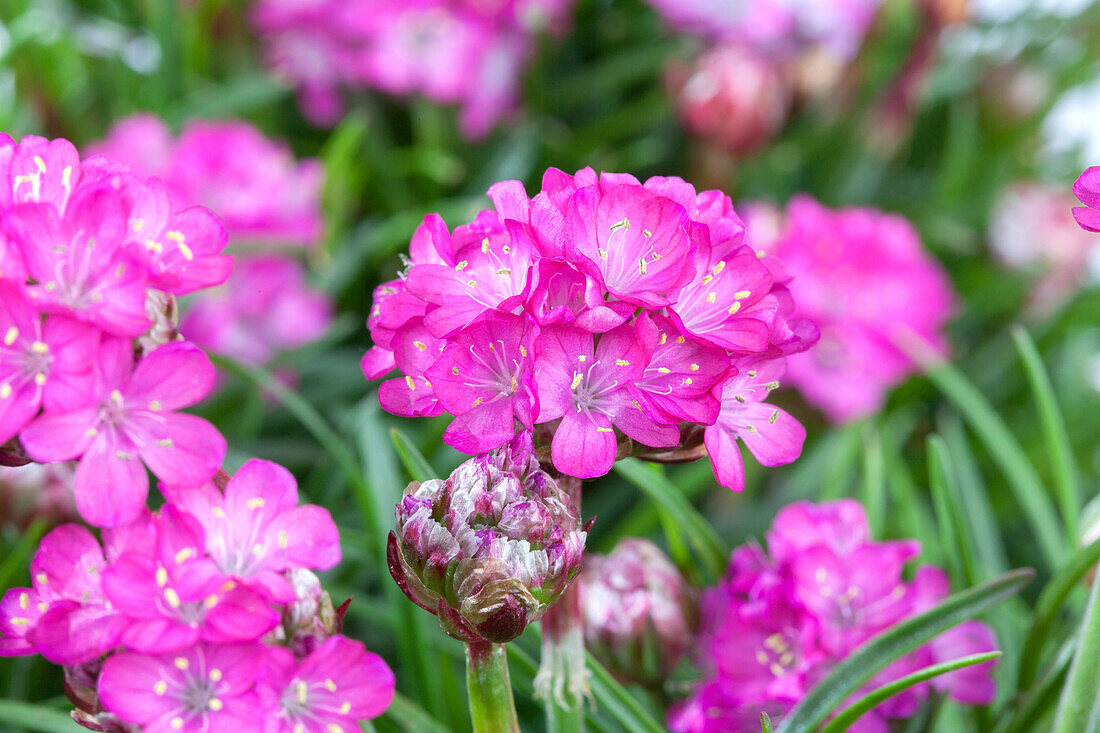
0, 133, 234, 526
1, 459, 395, 732
646, 0, 883, 61
669, 500, 998, 733
251, 0, 574, 137
362, 167, 818, 488
92, 115, 333, 369
744, 196, 956, 424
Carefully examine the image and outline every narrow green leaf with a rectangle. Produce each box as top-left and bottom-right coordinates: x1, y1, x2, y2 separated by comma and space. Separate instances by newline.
996, 639, 1074, 733
390, 427, 439, 483
777, 568, 1033, 733
916, 354, 1066, 566
1011, 326, 1080, 541
860, 424, 887, 534
613, 459, 727, 580
1053, 571, 1100, 733
586, 652, 668, 733
927, 436, 978, 586
821, 652, 1002, 733
0, 700, 78, 733
761, 712, 774, 733
1018, 536, 1100, 690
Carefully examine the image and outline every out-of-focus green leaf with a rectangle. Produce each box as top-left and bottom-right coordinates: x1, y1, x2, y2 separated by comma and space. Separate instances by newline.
0, 700, 77, 732
1052, 571, 1100, 733
822, 652, 1002, 733
1019, 536, 1100, 690
390, 427, 438, 483
927, 435, 978, 585
0, 519, 45, 590
1012, 326, 1080, 542
777, 568, 1033, 733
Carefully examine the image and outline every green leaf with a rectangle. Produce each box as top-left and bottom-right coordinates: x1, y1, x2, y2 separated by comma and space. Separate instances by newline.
996, 639, 1074, 733
390, 427, 439, 483
916, 354, 1066, 566
821, 652, 1002, 733
384, 692, 454, 733
1053, 571, 1100, 733
777, 568, 1033, 733
0, 700, 78, 733
586, 652, 668, 733
1011, 326, 1080, 542
613, 459, 727, 581
0, 518, 45, 590
1018, 536, 1100, 690
761, 712, 774, 733
927, 435, 978, 586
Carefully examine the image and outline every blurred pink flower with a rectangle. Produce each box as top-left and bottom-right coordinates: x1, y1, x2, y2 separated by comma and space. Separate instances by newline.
669, 500, 999, 733
747, 197, 955, 423
991, 182, 1100, 314
251, 0, 574, 139
180, 255, 333, 366
91, 115, 323, 247
0, 462, 78, 531
667, 44, 791, 157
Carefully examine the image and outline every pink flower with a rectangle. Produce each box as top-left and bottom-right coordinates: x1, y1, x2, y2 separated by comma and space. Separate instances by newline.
666, 44, 791, 157
0, 134, 83, 212
704, 357, 805, 491
180, 256, 332, 366
2, 183, 151, 337
163, 459, 341, 603
91, 116, 323, 247
0, 282, 98, 444
257, 635, 395, 731
98, 642, 265, 732
102, 506, 280, 653
20, 339, 226, 527
423, 311, 537, 453
755, 196, 955, 423
669, 500, 999, 733
1073, 166, 1100, 232
364, 168, 815, 484
535, 323, 679, 478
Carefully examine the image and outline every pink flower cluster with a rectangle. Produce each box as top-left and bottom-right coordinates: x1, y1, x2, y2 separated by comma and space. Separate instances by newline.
646, 0, 883, 61
669, 500, 998, 733
251, 0, 574, 137
745, 197, 955, 423
362, 168, 817, 489
92, 116, 334, 368
0, 459, 395, 732
91, 115, 323, 248
0, 133, 235, 527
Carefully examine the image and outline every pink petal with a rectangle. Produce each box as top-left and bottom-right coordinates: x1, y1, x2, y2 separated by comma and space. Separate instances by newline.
98, 651, 176, 724
131, 411, 226, 488
442, 401, 516, 455
551, 410, 616, 479
19, 407, 98, 461
73, 437, 149, 527
704, 422, 747, 492
126, 341, 216, 410
265, 504, 342, 572
738, 403, 806, 467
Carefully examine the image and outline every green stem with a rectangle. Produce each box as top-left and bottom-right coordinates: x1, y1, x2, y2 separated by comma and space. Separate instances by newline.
466, 641, 520, 733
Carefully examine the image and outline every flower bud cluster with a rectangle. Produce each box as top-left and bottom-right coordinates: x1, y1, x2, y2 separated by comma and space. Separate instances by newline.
389, 433, 586, 643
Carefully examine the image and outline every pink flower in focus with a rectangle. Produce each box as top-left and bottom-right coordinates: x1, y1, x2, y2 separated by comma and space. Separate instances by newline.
669, 500, 999, 733
163, 459, 342, 603
91, 116, 324, 247
102, 505, 280, 653
363, 168, 817, 487
0, 283, 98, 445
257, 635, 396, 731
3, 184, 151, 337
1073, 166, 1100, 232
704, 356, 805, 492
98, 642, 265, 732
180, 255, 333, 366
535, 323, 680, 478
752, 196, 955, 423
20, 339, 226, 527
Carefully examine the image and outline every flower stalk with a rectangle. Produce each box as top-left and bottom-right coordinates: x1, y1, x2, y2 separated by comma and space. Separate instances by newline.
466, 641, 521, 733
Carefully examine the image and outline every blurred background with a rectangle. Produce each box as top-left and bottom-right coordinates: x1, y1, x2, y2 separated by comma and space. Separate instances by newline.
2, 0, 1100, 731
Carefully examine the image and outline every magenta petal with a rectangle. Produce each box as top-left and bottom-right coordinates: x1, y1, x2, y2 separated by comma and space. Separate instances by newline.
126, 341, 216, 410
19, 407, 98, 462
132, 412, 226, 488
74, 438, 149, 527
551, 410, 616, 479
360, 347, 395, 380
30, 602, 124, 665
266, 504, 342, 572
1073, 206, 1100, 232
98, 651, 176, 725
738, 403, 805, 467
704, 422, 747, 492
227, 458, 299, 515
202, 587, 280, 644
443, 401, 516, 455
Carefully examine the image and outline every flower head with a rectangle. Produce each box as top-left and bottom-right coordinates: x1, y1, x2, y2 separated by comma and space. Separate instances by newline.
669, 500, 998, 733
388, 433, 586, 643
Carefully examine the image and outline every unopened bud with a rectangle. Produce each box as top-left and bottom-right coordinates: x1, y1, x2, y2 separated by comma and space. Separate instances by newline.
388, 433, 586, 643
